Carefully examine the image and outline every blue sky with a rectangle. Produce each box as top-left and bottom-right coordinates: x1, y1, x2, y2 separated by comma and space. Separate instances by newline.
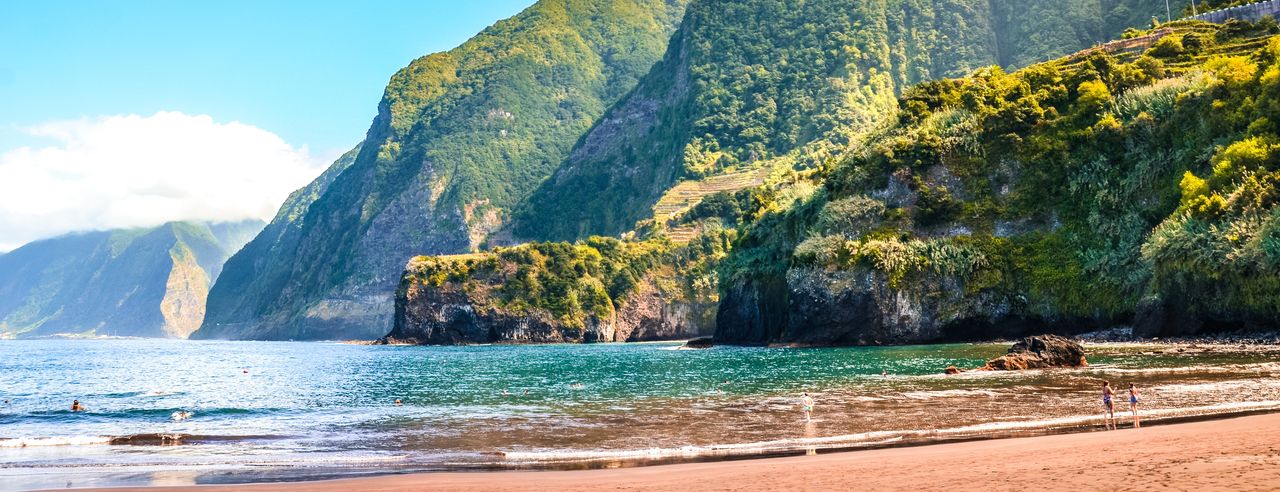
0, 0, 535, 155
0, 0, 536, 250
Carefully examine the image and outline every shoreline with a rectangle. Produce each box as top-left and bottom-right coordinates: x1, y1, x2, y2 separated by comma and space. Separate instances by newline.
67, 411, 1280, 491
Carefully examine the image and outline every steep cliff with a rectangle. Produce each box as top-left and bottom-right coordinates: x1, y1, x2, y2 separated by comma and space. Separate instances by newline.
194, 0, 690, 340
0, 220, 263, 339
716, 19, 1280, 345
383, 238, 717, 344
512, 0, 1188, 242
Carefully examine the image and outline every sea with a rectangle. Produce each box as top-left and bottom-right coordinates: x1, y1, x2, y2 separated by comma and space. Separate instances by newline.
2, 339, 1279, 490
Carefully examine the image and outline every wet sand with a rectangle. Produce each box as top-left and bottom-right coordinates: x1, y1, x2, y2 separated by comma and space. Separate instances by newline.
79, 412, 1280, 492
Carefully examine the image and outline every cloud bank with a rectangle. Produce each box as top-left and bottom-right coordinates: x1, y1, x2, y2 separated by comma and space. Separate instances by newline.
0, 111, 327, 251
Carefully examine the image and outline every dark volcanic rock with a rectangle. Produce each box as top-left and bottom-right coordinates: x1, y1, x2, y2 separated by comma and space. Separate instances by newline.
683, 336, 714, 349
715, 267, 1106, 346
384, 257, 712, 345
979, 335, 1088, 371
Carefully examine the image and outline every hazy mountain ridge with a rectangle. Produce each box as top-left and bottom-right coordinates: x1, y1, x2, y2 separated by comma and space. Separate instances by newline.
0, 220, 263, 339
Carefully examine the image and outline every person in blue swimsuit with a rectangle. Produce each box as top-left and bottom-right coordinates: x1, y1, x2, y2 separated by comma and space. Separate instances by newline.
1102, 381, 1116, 430
1128, 383, 1141, 429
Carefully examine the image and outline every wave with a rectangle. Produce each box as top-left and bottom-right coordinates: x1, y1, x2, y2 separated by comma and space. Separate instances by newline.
0, 433, 286, 448
11, 406, 273, 422
898, 388, 1005, 400
499, 400, 1280, 464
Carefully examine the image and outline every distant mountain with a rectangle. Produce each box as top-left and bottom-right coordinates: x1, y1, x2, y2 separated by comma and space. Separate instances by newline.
0, 220, 264, 339
193, 0, 690, 341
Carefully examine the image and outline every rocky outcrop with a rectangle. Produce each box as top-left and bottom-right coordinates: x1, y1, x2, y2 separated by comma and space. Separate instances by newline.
683, 336, 714, 349
715, 267, 1107, 346
978, 335, 1088, 371
384, 279, 610, 344
383, 259, 712, 345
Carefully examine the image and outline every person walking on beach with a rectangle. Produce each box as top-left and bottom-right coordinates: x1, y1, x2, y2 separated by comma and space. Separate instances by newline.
1128, 383, 1141, 429
1102, 381, 1116, 430
800, 392, 815, 422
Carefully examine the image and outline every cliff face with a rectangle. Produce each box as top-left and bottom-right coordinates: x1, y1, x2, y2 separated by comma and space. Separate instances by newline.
194, 0, 689, 341
385, 253, 712, 345
0, 220, 263, 339
716, 20, 1280, 345
718, 267, 1109, 345
512, 0, 1187, 242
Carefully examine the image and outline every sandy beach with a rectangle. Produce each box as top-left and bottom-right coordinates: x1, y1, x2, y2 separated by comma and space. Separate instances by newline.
76, 412, 1280, 492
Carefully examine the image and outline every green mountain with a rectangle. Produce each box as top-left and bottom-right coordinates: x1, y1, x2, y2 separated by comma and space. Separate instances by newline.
192, 0, 690, 341
0, 220, 263, 339
398, 17, 1280, 346
387, 0, 1228, 345
714, 18, 1280, 344
511, 0, 1185, 242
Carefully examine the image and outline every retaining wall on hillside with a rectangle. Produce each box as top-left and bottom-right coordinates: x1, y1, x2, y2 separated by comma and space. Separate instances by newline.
1189, 0, 1280, 24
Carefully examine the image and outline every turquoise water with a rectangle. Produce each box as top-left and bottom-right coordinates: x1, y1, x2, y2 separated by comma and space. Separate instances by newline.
2, 340, 1279, 490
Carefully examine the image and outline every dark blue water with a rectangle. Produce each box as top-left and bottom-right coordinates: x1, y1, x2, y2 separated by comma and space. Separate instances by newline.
2, 340, 1278, 490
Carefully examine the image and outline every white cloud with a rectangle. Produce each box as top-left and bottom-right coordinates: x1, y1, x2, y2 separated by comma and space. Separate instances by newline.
0, 111, 328, 251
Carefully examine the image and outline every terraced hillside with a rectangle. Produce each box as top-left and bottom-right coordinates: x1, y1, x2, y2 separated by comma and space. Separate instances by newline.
652, 168, 770, 243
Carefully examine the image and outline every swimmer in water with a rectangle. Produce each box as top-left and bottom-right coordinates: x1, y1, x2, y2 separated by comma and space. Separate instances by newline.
800, 392, 815, 422
523, 389, 529, 396
882, 369, 888, 377
502, 389, 510, 396
394, 399, 402, 406
171, 411, 193, 422
71, 400, 84, 412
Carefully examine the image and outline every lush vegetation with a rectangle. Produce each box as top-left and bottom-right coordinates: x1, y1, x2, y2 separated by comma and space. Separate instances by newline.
724, 18, 1280, 327
514, 0, 1189, 241
197, 0, 689, 340
404, 234, 732, 327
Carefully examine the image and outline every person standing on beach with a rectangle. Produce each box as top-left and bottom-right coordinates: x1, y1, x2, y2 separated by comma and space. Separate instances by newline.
1102, 382, 1116, 430
1128, 383, 1141, 429
800, 392, 815, 422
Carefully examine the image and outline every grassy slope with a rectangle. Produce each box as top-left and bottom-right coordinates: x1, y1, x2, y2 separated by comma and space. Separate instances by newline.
724, 18, 1280, 337
512, 0, 1189, 242
196, 0, 689, 340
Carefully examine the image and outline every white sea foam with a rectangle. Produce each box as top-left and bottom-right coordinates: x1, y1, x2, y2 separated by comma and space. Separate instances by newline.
0, 436, 113, 448
899, 388, 1004, 400
498, 400, 1280, 464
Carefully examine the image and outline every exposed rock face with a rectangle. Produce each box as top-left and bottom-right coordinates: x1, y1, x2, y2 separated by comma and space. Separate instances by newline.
613, 278, 713, 342
385, 280, 606, 344
716, 267, 1106, 346
384, 265, 710, 345
979, 335, 1088, 371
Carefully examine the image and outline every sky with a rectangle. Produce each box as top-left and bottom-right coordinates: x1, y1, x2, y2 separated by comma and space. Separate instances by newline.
0, 0, 535, 251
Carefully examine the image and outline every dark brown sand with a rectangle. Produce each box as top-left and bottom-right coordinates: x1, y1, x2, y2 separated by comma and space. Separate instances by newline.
75, 412, 1280, 492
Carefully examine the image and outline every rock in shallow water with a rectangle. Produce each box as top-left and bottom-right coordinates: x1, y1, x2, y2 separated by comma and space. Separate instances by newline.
683, 336, 714, 349
977, 335, 1087, 371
